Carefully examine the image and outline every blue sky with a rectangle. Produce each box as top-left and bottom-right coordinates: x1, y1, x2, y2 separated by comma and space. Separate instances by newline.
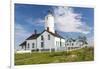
15, 4, 94, 49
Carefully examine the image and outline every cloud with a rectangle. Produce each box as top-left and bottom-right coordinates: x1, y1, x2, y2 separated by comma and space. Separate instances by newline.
53, 7, 91, 34
33, 18, 45, 24
26, 17, 45, 26
15, 24, 31, 37
15, 24, 31, 46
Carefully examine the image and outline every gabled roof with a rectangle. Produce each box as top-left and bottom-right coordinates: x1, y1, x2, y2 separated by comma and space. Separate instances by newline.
46, 30, 64, 39
19, 30, 64, 46
19, 41, 26, 46
66, 38, 76, 42
26, 34, 40, 40
26, 30, 64, 40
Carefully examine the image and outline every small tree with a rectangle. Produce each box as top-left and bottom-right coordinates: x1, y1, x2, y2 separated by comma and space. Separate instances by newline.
78, 35, 88, 46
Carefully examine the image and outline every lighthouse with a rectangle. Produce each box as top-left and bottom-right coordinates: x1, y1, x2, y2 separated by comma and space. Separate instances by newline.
19, 10, 67, 53
45, 10, 55, 33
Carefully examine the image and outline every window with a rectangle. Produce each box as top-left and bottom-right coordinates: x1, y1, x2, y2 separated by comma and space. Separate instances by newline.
67, 44, 69, 45
72, 43, 74, 46
28, 43, 30, 48
32, 43, 34, 48
68, 47, 70, 50
41, 35, 44, 40
48, 35, 50, 40
41, 42, 44, 48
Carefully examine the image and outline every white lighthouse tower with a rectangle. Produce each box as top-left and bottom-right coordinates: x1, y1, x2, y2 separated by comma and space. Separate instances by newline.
45, 10, 55, 33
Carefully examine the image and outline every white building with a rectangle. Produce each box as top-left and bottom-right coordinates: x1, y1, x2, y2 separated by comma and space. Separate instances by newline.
66, 38, 88, 51
18, 11, 66, 53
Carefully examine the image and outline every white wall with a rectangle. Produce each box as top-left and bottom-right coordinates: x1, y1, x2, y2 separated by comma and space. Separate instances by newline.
25, 31, 66, 52
66, 40, 86, 51
55, 37, 65, 51
37, 31, 55, 50
26, 40, 36, 50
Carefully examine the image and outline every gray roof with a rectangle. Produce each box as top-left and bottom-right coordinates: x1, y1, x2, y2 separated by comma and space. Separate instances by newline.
26, 30, 64, 40
19, 30, 64, 46
66, 38, 76, 42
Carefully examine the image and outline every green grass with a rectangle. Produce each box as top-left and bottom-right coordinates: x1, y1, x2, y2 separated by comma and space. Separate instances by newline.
15, 47, 94, 65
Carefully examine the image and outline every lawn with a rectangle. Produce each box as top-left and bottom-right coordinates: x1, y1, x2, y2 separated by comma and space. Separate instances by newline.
15, 47, 94, 65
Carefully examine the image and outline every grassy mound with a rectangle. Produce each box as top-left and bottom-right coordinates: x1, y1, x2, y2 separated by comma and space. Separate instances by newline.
15, 47, 94, 65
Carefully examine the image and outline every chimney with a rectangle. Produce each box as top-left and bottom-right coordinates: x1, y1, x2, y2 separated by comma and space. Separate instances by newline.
34, 29, 37, 34
47, 27, 49, 31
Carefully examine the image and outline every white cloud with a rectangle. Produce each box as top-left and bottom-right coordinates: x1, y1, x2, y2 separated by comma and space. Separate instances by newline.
26, 18, 45, 26
15, 24, 31, 47
53, 7, 91, 34
15, 24, 31, 37
33, 18, 45, 24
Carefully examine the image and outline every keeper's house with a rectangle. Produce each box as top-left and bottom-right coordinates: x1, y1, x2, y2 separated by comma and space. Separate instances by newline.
18, 11, 66, 53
